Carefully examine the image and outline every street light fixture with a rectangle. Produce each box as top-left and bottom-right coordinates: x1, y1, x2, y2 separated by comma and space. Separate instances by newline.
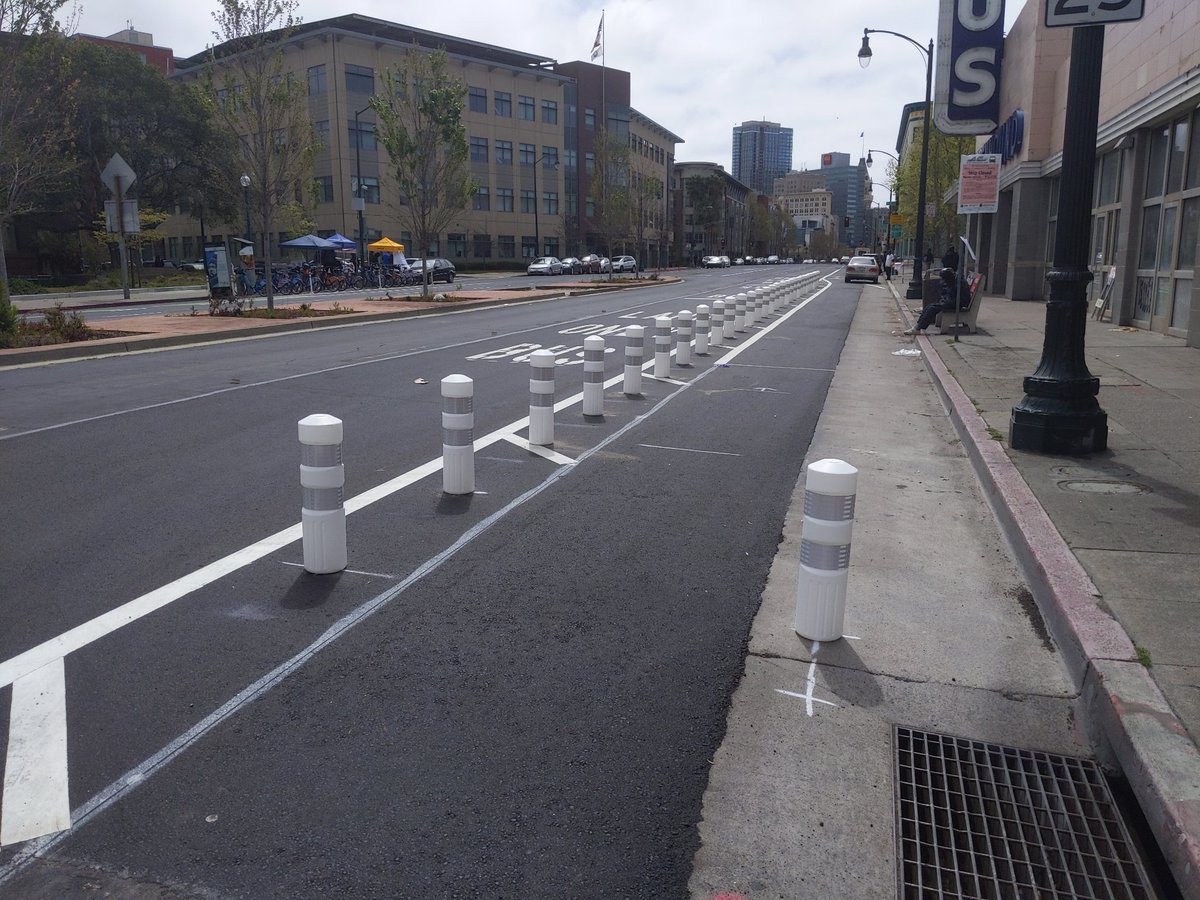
532, 151, 561, 259
859, 27, 933, 300
353, 105, 372, 267
239, 173, 252, 252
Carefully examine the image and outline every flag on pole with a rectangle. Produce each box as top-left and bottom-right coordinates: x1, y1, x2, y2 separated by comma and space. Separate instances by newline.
590, 13, 604, 61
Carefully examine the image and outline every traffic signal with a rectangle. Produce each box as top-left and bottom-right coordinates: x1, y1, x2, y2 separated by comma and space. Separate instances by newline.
721, 237, 726, 249
843, 216, 850, 227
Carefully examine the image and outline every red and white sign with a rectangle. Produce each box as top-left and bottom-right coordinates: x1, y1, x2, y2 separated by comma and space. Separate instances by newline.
958, 153, 1002, 214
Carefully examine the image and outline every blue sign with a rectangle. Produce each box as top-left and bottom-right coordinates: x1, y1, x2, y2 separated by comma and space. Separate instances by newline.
980, 109, 1025, 164
934, 0, 1006, 135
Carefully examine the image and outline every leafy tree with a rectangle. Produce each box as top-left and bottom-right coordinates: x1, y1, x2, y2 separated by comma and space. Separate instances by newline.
590, 127, 633, 266
207, 0, 317, 310
372, 46, 475, 297
686, 174, 724, 259
895, 128, 975, 259
0, 1, 79, 308
632, 172, 663, 270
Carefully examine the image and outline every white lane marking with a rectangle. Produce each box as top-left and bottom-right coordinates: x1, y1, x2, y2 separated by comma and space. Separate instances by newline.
1, 659, 70, 846
0, 357, 705, 881
502, 434, 577, 466
644, 375, 689, 386
775, 689, 837, 710
278, 561, 395, 580
637, 444, 742, 457
728, 363, 836, 373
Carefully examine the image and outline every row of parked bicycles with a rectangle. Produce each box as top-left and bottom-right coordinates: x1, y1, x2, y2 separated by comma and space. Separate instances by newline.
233, 263, 421, 297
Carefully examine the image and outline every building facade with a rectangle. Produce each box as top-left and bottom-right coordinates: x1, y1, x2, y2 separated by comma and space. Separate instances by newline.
818, 152, 871, 249
732, 120, 793, 196
166, 15, 681, 269
962, 0, 1200, 345
673, 162, 750, 265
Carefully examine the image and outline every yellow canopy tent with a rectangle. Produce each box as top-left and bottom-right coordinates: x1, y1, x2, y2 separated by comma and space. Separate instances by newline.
368, 237, 405, 253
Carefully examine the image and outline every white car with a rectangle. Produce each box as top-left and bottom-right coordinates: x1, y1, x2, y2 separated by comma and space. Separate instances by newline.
702, 255, 724, 268
611, 255, 637, 273
844, 256, 880, 284
527, 256, 563, 276
719, 255, 731, 267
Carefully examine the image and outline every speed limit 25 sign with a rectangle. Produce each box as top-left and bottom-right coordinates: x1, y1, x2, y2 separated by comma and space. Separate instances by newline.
1045, 0, 1144, 27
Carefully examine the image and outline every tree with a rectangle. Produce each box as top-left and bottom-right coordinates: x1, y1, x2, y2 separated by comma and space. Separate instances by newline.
895, 128, 975, 259
632, 172, 663, 271
686, 174, 724, 261
591, 127, 633, 267
372, 46, 475, 298
0, 1, 79, 308
207, 0, 316, 310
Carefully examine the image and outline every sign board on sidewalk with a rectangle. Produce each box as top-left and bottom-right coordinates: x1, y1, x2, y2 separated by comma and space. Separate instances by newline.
958, 154, 1002, 214
934, 0, 1006, 135
100, 153, 137, 196
103, 199, 141, 233
1045, 0, 1143, 27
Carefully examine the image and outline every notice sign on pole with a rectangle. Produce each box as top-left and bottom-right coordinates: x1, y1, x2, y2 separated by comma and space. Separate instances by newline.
958, 154, 1002, 214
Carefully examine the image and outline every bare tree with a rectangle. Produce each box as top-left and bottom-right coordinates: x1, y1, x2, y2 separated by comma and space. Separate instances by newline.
591, 127, 634, 268
0, 0, 79, 308
371, 46, 475, 298
207, 0, 316, 311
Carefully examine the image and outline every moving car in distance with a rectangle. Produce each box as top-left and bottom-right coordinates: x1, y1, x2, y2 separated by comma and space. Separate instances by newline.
702, 255, 725, 268
844, 255, 880, 284
527, 256, 563, 276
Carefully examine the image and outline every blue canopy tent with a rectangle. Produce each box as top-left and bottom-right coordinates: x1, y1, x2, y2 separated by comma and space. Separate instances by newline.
280, 234, 337, 249
325, 232, 357, 250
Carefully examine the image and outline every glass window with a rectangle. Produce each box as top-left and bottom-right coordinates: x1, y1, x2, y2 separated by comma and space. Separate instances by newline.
494, 91, 511, 117
1179, 197, 1199, 270
1097, 151, 1121, 206
1159, 205, 1178, 271
473, 234, 492, 258
448, 233, 466, 259
1171, 279, 1192, 329
585, 152, 595, 175
345, 64, 374, 94
542, 99, 558, 124
519, 143, 536, 166
351, 176, 380, 204
566, 194, 578, 216
518, 95, 535, 120
522, 235, 537, 258
314, 175, 333, 203
1188, 108, 1200, 190
564, 149, 577, 169
1139, 204, 1161, 269
586, 197, 595, 217
495, 140, 512, 165
584, 107, 595, 129
473, 186, 490, 211
470, 136, 488, 163
542, 147, 558, 168
543, 192, 559, 215
1168, 117, 1189, 195
348, 120, 376, 151
498, 234, 516, 258
468, 87, 487, 113
520, 189, 535, 214
315, 120, 330, 150
1146, 124, 1170, 198
307, 65, 326, 96
497, 187, 514, 212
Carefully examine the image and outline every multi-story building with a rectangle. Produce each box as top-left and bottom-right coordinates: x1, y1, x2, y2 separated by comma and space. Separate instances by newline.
774, 170, 832, 246
673, 162, 749, 264
772, 170, 825, 196
76, 26, 175, 76
818, 152, 871, 249
165, 14, 680, 268
958, 0, 1199, 345
732, 121, 793, 196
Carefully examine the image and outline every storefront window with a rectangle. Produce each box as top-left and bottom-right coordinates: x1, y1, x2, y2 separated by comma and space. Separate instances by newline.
1179, 197, 1200, 269
1187, 108, 1200, 190
1168, 117, 1189, 195
1171, 279, 1192, 329
1139, 204, 1161, 269
1097, 151, 1122, 206
1146, 124, 1170, 198
1159, 206, 1178, 271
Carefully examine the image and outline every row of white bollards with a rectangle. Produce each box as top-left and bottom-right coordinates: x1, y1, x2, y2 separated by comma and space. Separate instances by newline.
295, 272, 825, 574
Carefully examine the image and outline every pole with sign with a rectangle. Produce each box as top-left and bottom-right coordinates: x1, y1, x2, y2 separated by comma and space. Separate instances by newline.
100, 154, 139, 301
954, 154, 1000, 342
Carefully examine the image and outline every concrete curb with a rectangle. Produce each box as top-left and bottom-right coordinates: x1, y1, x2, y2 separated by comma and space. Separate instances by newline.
891, 289, 1200, 898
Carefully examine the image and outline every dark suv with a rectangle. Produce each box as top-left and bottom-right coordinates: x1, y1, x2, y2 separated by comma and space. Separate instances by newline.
413, 258, 456, 283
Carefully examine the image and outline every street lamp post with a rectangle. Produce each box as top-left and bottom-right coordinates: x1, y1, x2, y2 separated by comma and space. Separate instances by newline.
239, 173, 252, 251
859, 28, 933, 301
867, 149, 898, 253
354, 105, 371, 267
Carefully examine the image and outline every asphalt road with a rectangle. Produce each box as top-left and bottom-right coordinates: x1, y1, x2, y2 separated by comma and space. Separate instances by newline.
0, 266, 859, 897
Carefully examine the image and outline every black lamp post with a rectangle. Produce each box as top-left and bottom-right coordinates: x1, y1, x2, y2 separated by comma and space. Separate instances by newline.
859, 28, 933, 300
532, 151, 560, 259
239, 173, 252, 250
354, 105, 371, 267
1009, 25, 1108, 454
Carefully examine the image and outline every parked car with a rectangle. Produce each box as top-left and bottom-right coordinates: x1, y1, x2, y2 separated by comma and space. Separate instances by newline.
579, 253, 604, 273
412, 257, 456, 283
559, 256, 582, 275
719, 255, 731, 267
844, 255, 880, 284
597, 256, 612, 273
732, 256, 744, 265
180, 260, 207, 272
702, 255, 724, 268
610, 255, 636, 273
527, 256, 563, 276
767, 255, 780, 264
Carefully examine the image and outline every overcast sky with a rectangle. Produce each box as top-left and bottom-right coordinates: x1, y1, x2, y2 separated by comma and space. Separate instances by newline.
71, 0, 1026, 205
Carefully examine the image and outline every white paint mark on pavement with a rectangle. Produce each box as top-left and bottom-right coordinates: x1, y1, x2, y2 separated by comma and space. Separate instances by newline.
637, 444, 742, 457
1, 659, 70, 847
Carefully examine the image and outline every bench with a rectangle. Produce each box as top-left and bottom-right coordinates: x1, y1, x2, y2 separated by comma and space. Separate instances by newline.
935, 274, 985, 334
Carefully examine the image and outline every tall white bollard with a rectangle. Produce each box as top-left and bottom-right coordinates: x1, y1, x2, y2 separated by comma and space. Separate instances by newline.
748, 289, 761, 325
529, 349, 556, 445
676, 309, 693, 366
722, 296, 736, 340
298, 414, 347, 575
441, 375, 475, 495
734, 293, 748, 333
794, 459, 859, 642
654, 315, 672, 377
583, 336, 605, 416
695, 304, 710, 356
624, 325, 644, 395
710, 300, 726, 348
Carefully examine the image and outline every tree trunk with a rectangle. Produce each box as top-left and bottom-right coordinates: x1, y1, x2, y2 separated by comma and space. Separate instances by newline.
0, 236, 11, 309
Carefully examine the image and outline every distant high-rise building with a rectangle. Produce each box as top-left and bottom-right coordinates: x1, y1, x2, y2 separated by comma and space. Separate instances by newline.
819, 152, 871, 248
731, 120, 793, 195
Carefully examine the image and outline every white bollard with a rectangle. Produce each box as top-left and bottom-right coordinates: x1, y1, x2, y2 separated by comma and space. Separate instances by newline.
695, 304, 710, 356
298, 414, 347, 575
734, 293, 748, 333
529, 349, 556, 445
624, 325, 644, 395
794, 459, 859, 641
676, 309, 693, 367
722, 296, 736, 340
710, 300, 726, 348
583, 335, 605, 416
441, 375, 475, 495
654, 315, 672, 377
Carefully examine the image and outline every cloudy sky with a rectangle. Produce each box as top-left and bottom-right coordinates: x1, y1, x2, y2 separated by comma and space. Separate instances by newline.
71, 0, 1026, 204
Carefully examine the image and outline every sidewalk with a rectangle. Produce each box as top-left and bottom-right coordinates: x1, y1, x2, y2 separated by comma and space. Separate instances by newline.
689, 283, 1199, 898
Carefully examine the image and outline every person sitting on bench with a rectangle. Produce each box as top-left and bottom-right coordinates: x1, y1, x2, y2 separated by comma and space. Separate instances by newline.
904, 268, 971, 335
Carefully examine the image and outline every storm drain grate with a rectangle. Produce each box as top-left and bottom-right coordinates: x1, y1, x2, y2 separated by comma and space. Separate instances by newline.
894, 727, 1156, 899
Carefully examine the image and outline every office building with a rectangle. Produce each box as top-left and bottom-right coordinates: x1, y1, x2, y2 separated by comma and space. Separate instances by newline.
731, 120, 793, 196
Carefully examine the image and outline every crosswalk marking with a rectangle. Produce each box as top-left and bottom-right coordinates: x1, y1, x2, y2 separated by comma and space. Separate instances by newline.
1, 659, 70, 846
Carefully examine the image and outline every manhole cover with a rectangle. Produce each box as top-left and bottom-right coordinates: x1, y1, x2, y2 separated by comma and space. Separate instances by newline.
895, 727, 1157, 898
1058, 480, 1149, 495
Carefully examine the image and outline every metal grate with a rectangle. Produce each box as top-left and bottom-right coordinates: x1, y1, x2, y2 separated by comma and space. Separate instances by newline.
895, 727, 1157, 899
